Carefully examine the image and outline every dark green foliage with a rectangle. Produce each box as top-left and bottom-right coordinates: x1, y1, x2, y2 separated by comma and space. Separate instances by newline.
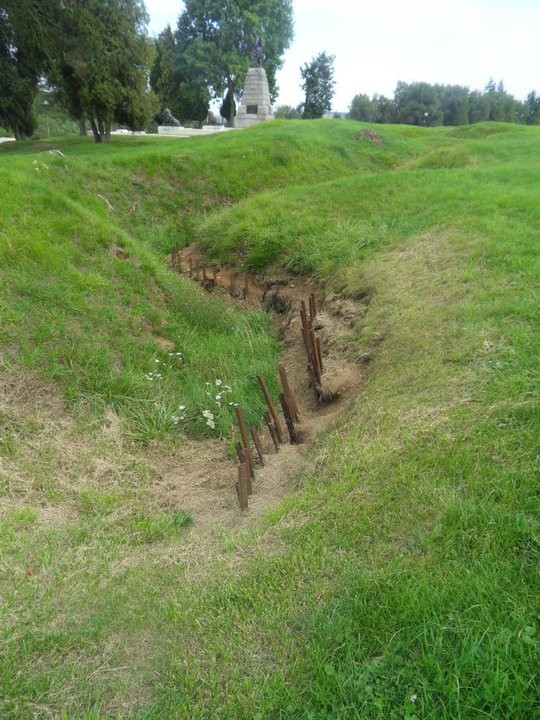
524, 90, 540, 125
348, 93, 376, 122
150, 25, 210, 126
50, 0, 156, 143
349, 80, 527, 128
0, 1, 56, 138
275, 104, 302, 119
300, 51, 336, 119
394, 81, 444, 126
175, 0, 293, 127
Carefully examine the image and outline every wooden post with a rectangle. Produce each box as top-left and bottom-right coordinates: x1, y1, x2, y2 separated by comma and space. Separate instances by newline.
202, 266, 207, 282
279, 393, 299, 444
263, 412, 279, 451
315, 335, 323, 373
307, 363, 321, 406
237, 462, 249, 510
250, 426, 265, 466
278, 364, 299, 422
235, 444, 252, 494
310, 293, 317, 318
212, 268, 218, 285
309, 329, 322, 383
229, 270, 235, 296
257, 374, 284, 443
234, 405, 254, 482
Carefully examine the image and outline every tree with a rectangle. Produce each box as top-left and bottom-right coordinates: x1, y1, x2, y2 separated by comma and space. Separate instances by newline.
51, 0, 156, 143
437, 84, 469, 126
524, 91, 540, 125
0, 1, 57, 139
394, 81, 443, 126
348, 93, 376, 122
274, 104, 302, 119
150, 25, 209, 126
484, 79, 517, 122
300, 52, 335, 119
175, 0, 293, 127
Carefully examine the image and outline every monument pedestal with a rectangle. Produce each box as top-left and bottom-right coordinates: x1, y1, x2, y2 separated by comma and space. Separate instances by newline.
236, 67, 274, 129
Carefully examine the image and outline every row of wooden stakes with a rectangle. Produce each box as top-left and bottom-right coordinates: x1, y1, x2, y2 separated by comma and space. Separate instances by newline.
170, 248, 252, 298
234, 367, 300, 511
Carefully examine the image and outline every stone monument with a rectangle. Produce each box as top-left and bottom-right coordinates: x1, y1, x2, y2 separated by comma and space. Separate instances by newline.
236, 37, 274, 129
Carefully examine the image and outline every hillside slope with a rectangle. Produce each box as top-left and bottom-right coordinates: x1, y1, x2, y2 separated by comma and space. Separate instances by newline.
0, 121, 538, 719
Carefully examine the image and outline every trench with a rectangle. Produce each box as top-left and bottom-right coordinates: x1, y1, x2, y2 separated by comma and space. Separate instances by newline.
159, 243, 372, 532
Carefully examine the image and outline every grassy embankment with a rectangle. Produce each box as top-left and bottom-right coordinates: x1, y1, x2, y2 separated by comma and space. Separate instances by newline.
0, 121, 538, 718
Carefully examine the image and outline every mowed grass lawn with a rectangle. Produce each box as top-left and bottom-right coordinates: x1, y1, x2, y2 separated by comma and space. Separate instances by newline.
0, 121, 538, 718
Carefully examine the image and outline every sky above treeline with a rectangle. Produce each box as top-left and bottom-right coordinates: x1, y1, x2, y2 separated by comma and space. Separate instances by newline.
145, 0, 540, 111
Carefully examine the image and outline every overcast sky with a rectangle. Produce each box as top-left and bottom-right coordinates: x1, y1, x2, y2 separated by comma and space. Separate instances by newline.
145, 0, 540, 111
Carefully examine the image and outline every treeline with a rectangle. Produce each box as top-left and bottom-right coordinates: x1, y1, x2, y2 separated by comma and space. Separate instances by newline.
349, 80, 540, 126
1, 0, 294, 141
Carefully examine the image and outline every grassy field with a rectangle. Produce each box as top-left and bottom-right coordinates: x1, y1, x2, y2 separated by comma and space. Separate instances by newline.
0, 121, 538, 719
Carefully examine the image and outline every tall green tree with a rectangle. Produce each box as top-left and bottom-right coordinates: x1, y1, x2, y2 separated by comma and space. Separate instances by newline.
150, 25, 209, 126
51, 0, 156, 143
524, 91, 540, 125
348, 93, 376, 122
437, 84, 470, 126
175, 0, 294, 127
394, 81, 443, 126
300, 51, 335, 119
0, 1, 56, 138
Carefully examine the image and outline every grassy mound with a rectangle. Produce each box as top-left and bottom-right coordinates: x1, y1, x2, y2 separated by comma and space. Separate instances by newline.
0, 120, 538, 719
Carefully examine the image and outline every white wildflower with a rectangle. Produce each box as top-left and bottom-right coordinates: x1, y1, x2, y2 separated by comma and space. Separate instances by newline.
206, 419, 215, 429
215, 379, 222, 386
202, 410, 214, 419
410, 694, 417, 703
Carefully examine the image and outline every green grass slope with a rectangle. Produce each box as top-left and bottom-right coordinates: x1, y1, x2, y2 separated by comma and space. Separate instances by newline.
0, 121, 538, 719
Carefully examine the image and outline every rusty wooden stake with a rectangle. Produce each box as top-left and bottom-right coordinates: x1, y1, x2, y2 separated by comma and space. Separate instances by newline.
235, 444, 252, 494
279, 393, 299, 444
309, 329, 322, 383
234, 405, 254, 481
250, 426, 265, 466
237, 462, 249, 510
202, 266, 207, 282
229, 270, 235, 295
315, 335, 323, 373
263, 411, 279, 451
300, 325, 312, 362
278, 364, 299, 422
308, 294, 315, 322
310, 293, 317, 318
257, 374, 284, 443
307, 362, 321, 406
212, 268, 218, 284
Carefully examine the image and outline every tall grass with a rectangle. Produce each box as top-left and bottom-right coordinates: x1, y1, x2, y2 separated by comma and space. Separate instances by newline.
0, 120, 538, 718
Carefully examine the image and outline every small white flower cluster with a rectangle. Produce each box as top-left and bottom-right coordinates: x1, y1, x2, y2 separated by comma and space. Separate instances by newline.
205, 379, 232, 408
171, 404, 187, 425
202, 409, 215, 429
144, 371, 163, 381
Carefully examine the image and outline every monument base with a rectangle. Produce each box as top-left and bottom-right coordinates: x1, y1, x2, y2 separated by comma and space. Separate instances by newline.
236, 67, 274, 129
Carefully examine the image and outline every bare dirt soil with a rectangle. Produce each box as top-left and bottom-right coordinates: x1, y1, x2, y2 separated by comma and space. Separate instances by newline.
0, 248, 371, 544
162, 244, 370, 532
